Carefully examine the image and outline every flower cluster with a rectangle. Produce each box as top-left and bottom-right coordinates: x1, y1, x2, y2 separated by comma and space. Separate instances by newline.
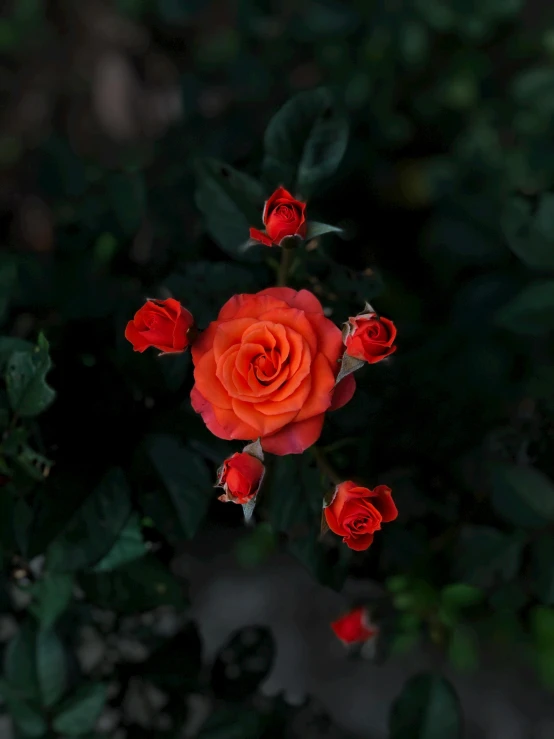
125, 187, 398, 553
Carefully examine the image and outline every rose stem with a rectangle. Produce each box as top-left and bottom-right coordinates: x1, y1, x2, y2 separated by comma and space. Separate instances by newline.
312, 445, 342, 486
276, 246, 293, 287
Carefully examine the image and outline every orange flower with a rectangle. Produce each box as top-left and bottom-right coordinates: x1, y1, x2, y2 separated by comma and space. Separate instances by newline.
191, 287, 356, 455
325, 481, 397, 551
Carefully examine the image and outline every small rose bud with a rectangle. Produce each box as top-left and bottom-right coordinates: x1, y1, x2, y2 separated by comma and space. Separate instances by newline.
331, 606, 378, 646
249, 186, 307, 247
343, 305, 397, 365
324, 481, 397, 551
125, 298, 195, 354
216, 448, 265, 505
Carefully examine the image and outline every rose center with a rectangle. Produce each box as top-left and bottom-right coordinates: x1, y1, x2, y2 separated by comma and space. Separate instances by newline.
274, 204, 295, 222
252, 348, 286, 385
145, 314, 162, 329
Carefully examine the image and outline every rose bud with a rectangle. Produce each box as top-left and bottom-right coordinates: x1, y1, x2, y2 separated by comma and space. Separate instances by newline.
331, 606, 378, 646
216, 451, 265, 505
343, 307, 397, 365
249, 186, 307, 247
125, 298, 195, 354
324, 481, 397, 551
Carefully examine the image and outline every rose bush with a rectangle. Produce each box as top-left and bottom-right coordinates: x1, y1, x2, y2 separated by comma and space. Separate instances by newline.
249, 187, 307, 247
125, 299, 195, 354
324, 481, 397, 551
191, 287, 356, 454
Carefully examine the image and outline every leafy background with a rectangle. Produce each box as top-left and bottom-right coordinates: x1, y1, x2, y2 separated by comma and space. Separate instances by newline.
2, 0, 554, 737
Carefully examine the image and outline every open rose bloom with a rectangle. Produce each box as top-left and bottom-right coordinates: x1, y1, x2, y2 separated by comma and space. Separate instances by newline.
191, 287, 356, 455
249, 187, 307, 247
324, 481, 397, 551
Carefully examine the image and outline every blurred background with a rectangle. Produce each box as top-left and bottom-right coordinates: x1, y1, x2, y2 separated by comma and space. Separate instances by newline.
2, 1, 554, 737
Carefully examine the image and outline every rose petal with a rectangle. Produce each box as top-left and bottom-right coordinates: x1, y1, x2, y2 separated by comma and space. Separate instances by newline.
191, 387, 259, 440
343, 532, 375, 551
261, 413, 325, 455
372, 485, 398, 523
258, 287, 324, 315
249, 227, 274, 247
193, 350, 233, 409
330, 374, 356, 411
218, 294, 288, 322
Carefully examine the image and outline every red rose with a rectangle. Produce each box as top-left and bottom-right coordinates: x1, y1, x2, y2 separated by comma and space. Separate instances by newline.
344, 312, 397, 364
324, 481, 397, 551
249, 187, 307, 247
216, 452, 265, 505
331, 607, 377, 645
191, 287, 356, 455
125, 299, 195, 354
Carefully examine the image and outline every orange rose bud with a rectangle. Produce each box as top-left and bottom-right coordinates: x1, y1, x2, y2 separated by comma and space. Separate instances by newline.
216, 452, 265, 505
324, 481, 397, 551
331, 607, 378, 645
125, 298, 195, 354
249, 186, 307, 247
343, 306, 397, 365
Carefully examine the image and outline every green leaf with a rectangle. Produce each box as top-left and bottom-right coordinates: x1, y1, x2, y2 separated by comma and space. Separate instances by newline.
502, 196, 554, 270
530, 534, 554, 605
455, 526, 523, 588
389, 672, 463, 739
80, 554, 186, 613
4, 620, 39, 700
15, 444, 53, 482
447, 626, 479, 673
262, 87, 348, 197
32, 572, 74, 629
5, 333, 55, 417
92, 512, 146, 572
53, 683, 107, 736
194, 158, 265, 260
440, 583, 484, 609
147, 434, 211, 540
0, 681, 46, 738
495, 280, 554, 334
305, 221, 344, 240
47, 468, 132, 572
490, 463, 554, 527
36, 629, 66, 707
0, 337, 32, 371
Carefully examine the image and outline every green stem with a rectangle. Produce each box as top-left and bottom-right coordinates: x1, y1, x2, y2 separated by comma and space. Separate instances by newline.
311, 445, 342, 486
276, 247, 293, 287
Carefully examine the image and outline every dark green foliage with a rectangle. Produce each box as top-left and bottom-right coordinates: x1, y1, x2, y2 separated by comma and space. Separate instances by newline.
2, 1, 554, 736
389, 673, 463, 739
